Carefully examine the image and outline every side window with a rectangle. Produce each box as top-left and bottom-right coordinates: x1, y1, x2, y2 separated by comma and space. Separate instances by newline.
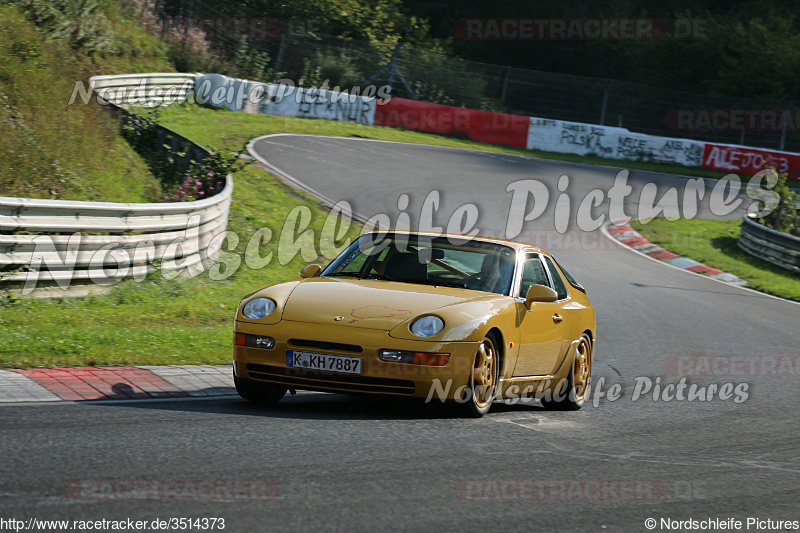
519, 255, 550, 297
553, 256, 586, 293
544, 256, 569, 300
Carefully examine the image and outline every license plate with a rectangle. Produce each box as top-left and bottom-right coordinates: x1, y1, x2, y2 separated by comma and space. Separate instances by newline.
286, 350, 362, 375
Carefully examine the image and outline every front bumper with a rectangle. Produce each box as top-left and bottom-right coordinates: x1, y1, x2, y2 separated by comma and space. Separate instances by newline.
233, 320, 479, 399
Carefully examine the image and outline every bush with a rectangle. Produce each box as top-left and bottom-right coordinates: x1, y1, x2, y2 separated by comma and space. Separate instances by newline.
758, 169, 799, 236
166, 41, 226, 74
164, 146, 250, 202
301, 50, 364, 89
232, 37, 274, 81
397, 48, 487, 109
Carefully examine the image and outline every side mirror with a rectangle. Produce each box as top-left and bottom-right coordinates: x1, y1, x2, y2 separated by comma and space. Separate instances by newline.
524, 284, 558, 309
300, 264, 322, 278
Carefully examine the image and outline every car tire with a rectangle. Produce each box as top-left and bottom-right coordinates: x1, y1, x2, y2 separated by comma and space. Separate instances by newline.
234, 375, 287, 405
541, 333, 592, 411
456, 333, 501, 418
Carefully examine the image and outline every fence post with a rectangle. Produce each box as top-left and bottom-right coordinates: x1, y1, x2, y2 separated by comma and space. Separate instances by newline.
600, 80, 613, 126
361, 43, 415, 100
779, 100, 794, 151
500, 66, 511, 107
273, 23, 292, 75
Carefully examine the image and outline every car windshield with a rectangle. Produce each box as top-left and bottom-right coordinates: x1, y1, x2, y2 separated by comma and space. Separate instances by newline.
322, 233, 516, 295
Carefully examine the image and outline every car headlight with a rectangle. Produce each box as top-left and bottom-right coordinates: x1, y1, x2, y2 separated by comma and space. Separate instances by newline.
242, 298, 276, 319
410, 316, 445, 337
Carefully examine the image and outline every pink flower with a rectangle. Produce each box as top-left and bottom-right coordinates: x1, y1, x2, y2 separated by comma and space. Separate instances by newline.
196, 181, 202, 186
199, 191, 205, 196
207, 172, 214, 177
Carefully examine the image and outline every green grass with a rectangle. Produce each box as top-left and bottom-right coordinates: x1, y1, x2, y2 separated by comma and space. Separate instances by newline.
632, 218, 800, 302
0, 3, 170, 201
0, 103, 759, 369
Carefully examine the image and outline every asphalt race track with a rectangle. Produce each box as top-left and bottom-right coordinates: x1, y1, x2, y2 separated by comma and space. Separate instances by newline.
2, 135, 798, 532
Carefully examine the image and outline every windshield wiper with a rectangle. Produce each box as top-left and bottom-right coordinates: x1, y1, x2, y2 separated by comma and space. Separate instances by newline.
416, 279, 470, 289
324, 271, 397, 281
358, 272, 396, 281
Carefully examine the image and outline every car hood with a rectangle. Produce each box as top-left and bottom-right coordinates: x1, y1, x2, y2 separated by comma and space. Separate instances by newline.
281, 277, 495, 330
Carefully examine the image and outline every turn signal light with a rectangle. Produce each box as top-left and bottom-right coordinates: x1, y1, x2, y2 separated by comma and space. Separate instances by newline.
379, 350, 450, 366
234, 333, 275, 349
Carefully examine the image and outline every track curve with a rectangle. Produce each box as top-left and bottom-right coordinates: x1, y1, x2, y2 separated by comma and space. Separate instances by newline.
248, 134, 800, 518
1, 135, 797, 532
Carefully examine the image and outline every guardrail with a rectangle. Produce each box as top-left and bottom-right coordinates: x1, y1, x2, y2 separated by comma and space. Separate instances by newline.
0, 73, 232, 295
0, 179, 232, 291
90, 73, 197, 107
738, 215, 800, 274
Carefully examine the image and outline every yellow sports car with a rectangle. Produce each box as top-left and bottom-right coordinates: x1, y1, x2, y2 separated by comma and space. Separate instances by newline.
233, 231, 596, 417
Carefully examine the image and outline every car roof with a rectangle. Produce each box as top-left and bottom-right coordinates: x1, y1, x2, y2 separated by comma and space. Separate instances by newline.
361, 230, 548, 255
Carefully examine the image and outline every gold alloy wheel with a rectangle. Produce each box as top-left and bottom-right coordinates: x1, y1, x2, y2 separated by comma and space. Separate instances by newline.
472, 338, 497, 408
571, 336, 592, 401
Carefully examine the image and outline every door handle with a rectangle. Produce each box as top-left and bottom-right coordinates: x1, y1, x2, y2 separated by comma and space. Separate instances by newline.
552, 314, 563, 324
